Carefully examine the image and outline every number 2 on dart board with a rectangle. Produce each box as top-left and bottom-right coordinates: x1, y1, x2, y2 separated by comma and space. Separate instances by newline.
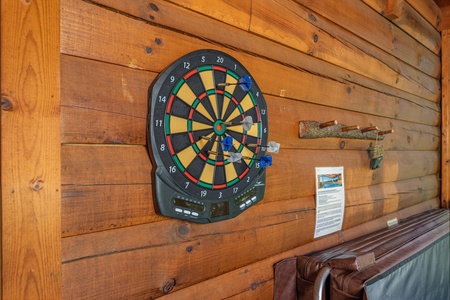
148, 49, 272, 223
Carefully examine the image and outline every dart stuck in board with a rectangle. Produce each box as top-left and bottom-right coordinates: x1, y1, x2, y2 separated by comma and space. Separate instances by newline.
147, 49, 280, 223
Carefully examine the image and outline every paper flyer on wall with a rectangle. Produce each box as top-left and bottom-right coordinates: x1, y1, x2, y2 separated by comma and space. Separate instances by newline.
314, 166, 345, 239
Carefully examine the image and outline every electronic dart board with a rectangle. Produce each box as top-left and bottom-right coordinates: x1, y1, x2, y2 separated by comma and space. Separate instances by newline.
147, 49, 269, 223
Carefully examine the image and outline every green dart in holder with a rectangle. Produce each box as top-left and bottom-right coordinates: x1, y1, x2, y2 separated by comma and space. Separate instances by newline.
368, 135, 384, 170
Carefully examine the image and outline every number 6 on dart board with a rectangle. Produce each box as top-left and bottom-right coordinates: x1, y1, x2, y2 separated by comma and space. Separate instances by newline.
147, 49, 279, 223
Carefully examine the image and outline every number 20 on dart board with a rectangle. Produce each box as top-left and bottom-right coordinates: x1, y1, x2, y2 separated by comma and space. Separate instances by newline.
147, 49, 279, 223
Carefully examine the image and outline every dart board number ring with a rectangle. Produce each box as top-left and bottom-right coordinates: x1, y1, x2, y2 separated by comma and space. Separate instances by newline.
148, 49, 269, 223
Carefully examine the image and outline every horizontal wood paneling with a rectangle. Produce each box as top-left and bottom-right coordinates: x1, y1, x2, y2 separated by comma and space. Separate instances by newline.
62, 197, 317, 262
61, 144, 439, 236
61, 55, 440, 149
250, 0, 440, 100
89, 0, 439, 108
61, 184, 158, 236
61, 145, 439, 189
157, 199, 440, 299
61, 56, 440, 146
59, 0, 442, 298
62, 200, 440, 299
363, 0, 441, 54
291, 0, 440, 78
61, 145, 151, 185
167, 0, 252, 30
62, 172, 438, 242
61, 106, 146, 144
66, 0, 440, 103
62, 215, 316, 299
61, 172, 438, 237
406, 0, 442, 30
60, 56, 152, 118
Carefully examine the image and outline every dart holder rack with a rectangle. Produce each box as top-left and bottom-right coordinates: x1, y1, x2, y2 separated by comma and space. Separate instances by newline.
298, 120, 394, 140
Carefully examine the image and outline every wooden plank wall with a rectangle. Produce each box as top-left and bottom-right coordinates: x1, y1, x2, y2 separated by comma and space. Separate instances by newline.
442, 4, 450, 209
59, 0, 442, 298
1, 1, 62, 299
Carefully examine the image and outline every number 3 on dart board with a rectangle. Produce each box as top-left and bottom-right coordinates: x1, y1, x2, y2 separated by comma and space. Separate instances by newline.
148, 49, 274, 223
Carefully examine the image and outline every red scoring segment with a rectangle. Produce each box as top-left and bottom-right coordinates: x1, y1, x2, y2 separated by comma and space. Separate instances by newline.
213, 65, 227, 72
239, 168, 250, 180
166, 94, 175, 114
183, 171, 199, 184
183, 69, 198, 80
167, 136, 175, 155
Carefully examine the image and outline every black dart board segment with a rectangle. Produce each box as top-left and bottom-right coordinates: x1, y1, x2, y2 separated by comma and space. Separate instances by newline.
147, 49, 269, 223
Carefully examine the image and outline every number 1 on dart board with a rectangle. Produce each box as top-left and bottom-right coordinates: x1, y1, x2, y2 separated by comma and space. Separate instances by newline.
147, 49, 278, 223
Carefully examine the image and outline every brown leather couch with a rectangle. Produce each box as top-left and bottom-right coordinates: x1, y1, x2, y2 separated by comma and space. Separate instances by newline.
274, 209, 449, 300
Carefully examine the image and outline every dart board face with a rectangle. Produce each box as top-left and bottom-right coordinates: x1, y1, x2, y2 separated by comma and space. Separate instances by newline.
148, 49, 269, 223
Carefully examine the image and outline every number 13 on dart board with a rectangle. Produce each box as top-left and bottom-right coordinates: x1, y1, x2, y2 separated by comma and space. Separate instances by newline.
147, 49, 279, 223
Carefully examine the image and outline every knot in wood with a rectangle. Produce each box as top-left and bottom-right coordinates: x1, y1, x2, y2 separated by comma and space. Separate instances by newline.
178, 224, 189, 236
1, 97, 12, 110
149, 3, 159, 11
162, 278, 176, 294
30, 178, 44, 191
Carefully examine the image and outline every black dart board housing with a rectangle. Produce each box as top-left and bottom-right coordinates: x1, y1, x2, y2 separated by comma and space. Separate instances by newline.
147, 49, 269, 223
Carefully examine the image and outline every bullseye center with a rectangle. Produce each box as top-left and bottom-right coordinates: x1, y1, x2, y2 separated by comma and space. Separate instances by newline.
213, 120, 227, 136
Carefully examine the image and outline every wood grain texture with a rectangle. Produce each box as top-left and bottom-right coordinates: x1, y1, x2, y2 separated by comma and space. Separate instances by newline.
61, 145, 152, 185
292, 0, 440, 78
62, 200, 439, 299
406, 0, 442, 30
157, 200, 439, 299
442, 30, 449, 208
61, 55, 153, 118
61, 144, 439, 236
89, 0, 439, 108
61, 145, 439, 190
250, 0, 440, 100
61, 106, 147, 144
62, 199, 439, 299
1, 0, 61, 299
72, 0, 440, 102
62, 196, 317, 261
60, 53, 440, 145
60, 56, 441, 149
61, 172, 438, 246
61, 184, 160, 236
167, 0, 252, 30
57, 0, 443, 298
441, 6, 450, 30
62, 214, 316, 299
364, 0, 441, 54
